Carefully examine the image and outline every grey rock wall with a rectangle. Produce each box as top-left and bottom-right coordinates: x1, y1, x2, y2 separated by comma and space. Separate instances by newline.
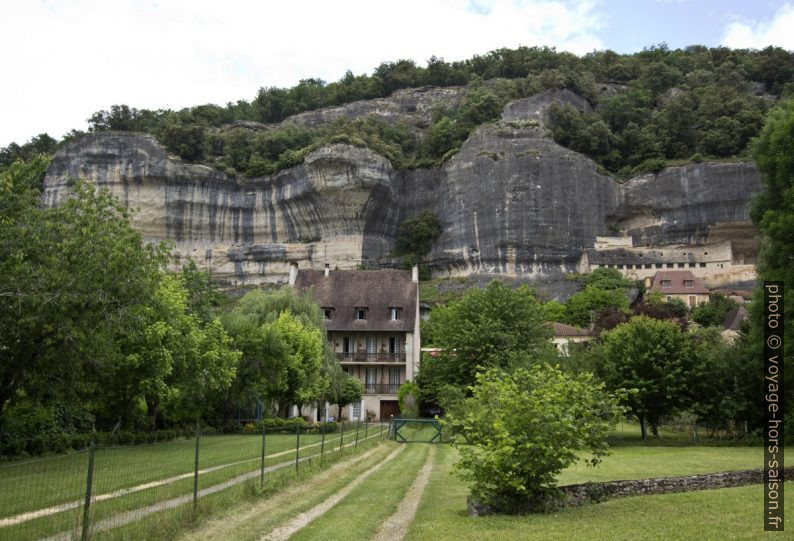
42, 88, 764, 287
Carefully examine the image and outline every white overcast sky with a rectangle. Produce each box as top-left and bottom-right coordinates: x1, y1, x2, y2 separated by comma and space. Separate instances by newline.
1, 0, 793, 147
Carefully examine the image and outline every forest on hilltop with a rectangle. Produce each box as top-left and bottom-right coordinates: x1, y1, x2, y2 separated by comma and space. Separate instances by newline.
2, 44, 793, 179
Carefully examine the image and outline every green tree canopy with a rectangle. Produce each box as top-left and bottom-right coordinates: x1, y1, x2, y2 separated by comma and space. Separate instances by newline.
417, 281, 553, 404
598, 316, 696, 439
450, 365, 624, 511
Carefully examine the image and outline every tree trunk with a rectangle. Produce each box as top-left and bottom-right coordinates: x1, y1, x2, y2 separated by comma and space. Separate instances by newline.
639, 417, 647, 440
651, 423, 659, 438
146, 398, 160, 432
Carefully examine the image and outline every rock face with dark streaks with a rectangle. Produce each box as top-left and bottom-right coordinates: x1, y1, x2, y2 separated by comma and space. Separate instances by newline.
42, 88, 763, 287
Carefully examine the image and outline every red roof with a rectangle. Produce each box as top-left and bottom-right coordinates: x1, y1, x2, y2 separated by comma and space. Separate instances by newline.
548, 322, 592, 337
648, 271, 709, 295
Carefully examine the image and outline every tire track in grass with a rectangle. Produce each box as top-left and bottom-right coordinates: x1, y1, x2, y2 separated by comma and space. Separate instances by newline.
184, 443, 392, 541
371, 445, 436, 541
260, 445, 407, 541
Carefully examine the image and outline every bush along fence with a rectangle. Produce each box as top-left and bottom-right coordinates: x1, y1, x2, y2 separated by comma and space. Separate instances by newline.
0, 419, 388, 540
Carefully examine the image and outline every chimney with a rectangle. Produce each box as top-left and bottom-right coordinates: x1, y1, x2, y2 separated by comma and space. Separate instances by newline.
411, 264, 419, 283
288, 261, 298, 286
324, 263, 330, 277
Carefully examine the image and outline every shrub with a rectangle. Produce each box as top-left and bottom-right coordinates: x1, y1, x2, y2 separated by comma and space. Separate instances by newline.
450, 365, 624, 512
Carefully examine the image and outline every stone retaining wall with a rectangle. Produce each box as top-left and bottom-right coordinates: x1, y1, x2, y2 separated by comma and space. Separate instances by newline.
468, 466, 792, 516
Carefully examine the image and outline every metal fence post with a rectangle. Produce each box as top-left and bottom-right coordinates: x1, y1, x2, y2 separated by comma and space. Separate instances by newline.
80, 441, 96, 541
389, 415, 394, 440
193, 421, 200, 510
355, 419, 360, 447
295, 425, 301, 472
320, 423, 326, 462
339, 422, 344, 451
260, 425, 266, 487
365, 420, 368, 443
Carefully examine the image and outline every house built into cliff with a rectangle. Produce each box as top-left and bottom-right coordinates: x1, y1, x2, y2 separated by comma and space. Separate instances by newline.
291, 265, 421, 421
579, 236, 756, 287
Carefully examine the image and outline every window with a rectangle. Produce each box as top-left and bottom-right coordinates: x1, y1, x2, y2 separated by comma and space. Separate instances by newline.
700, 262, 706, 268
666, 263, 674, 268
689, 262, 696, 268
343, 337, 353, 354
352, 401, 361, 420
684, 280, 694, 288
617, 264, 624, 269
323, 307, 334, 320
661, 280, 671, 288
389, 336, 402, 354
389, 307, 402, 321
355, 307, 368, 320
677, 263, 685, 268
655, 263, 662, 268
666, 295, 673, 302
645, 264, 652, 269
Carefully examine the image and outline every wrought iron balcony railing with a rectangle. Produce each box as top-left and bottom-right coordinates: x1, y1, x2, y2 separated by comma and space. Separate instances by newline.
363, 383, 401, 395
336, 352, 406, 363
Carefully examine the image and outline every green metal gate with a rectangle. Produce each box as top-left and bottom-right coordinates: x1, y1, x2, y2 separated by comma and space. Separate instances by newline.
390, 418, 442, 443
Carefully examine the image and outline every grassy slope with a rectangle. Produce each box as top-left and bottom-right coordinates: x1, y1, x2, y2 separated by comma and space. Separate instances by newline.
407, 445, 789, 541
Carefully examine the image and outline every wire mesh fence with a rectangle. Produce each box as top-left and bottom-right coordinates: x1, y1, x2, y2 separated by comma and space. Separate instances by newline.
0, 420, 388, 540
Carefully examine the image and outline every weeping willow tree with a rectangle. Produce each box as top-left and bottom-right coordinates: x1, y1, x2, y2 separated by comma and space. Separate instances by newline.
220, 287, 356, 420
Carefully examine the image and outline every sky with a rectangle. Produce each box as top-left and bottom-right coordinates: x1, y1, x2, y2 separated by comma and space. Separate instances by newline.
1, 0, 793, 147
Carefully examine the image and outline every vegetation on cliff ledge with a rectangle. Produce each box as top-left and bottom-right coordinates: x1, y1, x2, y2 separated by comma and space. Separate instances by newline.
2, 45, 793, 178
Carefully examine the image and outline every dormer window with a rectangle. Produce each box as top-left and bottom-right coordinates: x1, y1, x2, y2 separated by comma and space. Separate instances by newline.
323, 307, 334, 320
684, 280, 694, 288
356, 307, 368, 320
661, 280, 671, 288
389, 307, 402, 321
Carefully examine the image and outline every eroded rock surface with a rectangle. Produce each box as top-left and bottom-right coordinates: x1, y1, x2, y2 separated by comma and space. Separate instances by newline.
42, 88, 763, 288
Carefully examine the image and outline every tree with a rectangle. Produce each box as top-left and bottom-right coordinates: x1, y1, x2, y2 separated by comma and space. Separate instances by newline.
1, 165, 170, 422
598, 316, 696, 439
329, 376, 364, 420
417, 281, 553, 404
118, 273, 239, 429
222, 288, 332, 417
394, 211, 442, 258
563, 285, 628, 328
450, 365, 624, 511
750, 98, 794, 439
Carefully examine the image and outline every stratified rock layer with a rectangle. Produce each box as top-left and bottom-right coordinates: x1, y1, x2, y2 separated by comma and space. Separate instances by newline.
42, 89, 763, 287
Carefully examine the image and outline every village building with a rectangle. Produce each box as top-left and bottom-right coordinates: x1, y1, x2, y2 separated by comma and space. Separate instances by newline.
548, 322, 593, 356
645, 270, 710, 308
291, 264, 421, 422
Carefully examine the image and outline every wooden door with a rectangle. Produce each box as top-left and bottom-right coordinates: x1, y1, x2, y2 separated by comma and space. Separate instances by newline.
380, 400, 400, 420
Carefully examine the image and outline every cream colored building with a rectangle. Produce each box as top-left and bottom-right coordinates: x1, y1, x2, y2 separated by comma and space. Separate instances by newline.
292, 265, 420, 421
646, 270, 710, 308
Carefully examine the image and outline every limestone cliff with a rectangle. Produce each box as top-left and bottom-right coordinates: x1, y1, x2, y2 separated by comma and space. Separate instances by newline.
42, 88, 763, 288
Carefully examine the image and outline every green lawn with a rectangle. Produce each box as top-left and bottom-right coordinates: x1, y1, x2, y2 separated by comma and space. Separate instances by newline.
406, 445, 789, 541
0, 426, 386, 540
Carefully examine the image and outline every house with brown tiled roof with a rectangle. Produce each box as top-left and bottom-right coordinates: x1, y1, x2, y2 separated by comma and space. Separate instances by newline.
548, 322, 593, 356
645, 270, 710, 308
292, 264, 420, 422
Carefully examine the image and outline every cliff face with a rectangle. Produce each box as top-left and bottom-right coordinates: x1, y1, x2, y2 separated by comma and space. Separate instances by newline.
42, 89, 763, 287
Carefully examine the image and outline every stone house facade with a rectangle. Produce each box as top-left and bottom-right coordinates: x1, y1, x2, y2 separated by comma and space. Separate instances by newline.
292, 265, 421, 422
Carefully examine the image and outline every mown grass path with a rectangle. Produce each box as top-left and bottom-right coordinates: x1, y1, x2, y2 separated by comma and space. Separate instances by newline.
262, 445, 408, 541
371, 445, 435, 541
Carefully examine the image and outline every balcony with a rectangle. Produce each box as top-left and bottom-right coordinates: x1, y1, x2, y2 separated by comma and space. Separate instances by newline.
336, 352, 406, 363
364, 383, 401, 395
